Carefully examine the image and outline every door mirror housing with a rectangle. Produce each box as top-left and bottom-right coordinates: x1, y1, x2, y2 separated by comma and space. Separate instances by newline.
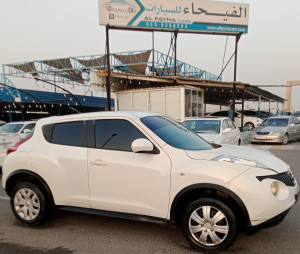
289, 123, 295, 127
131, 138, 154, 153
222, 128, 232, 134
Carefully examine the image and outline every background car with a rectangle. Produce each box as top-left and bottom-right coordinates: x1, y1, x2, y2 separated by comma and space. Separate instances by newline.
206, 110, 262, 130
238, 110, 273, 121
249, 116, 300, 145
183, 117, 241, 145
0, 121, 35, 167
292, 111, 300, 120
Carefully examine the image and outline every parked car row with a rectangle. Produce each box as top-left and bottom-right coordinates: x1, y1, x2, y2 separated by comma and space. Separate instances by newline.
1, 111, 299, 252
0, 121, 36, 167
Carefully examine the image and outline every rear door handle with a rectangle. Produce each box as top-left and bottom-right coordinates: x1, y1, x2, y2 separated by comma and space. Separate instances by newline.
89, 159, 107, 166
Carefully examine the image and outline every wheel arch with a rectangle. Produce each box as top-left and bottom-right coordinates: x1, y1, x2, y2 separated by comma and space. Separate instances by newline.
170, 184, 251, 231
5, 169, 55, 206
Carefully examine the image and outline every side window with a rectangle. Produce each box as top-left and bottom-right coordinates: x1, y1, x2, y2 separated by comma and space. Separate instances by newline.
95, 119, 146, 152
51, 121, 84, 147
23, 123, 35, 131
222, 120, 229, 130
290, 118, 295, 125
294, 117, 300, 125
227, 120, 236, 130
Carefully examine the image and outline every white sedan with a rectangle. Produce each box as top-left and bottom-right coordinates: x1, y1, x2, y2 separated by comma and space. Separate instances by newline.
183, 118, 241, 145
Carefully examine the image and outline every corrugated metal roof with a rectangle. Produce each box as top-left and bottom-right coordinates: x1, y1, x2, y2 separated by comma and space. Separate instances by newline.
0, 89, 114, 108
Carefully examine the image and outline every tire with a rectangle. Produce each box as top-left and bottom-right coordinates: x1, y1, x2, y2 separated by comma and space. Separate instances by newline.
10, 182, 49, 225
244, 122, 255, 130
282, 134, 289, 145
181, 198, 238, 252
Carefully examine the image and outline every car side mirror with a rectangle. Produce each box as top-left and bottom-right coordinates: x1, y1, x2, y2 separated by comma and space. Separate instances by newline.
132, 138, 156, 153
290, 123, 295, 127
222, 128, 231, 134
23, 129, 31, 134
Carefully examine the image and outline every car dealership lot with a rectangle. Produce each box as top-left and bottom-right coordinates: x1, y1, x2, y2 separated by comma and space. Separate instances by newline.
0, 145, 299, 254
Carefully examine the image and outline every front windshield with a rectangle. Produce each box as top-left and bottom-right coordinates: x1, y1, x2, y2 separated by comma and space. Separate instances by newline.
141, 116, 213, 151
261, 118, 289, 127
183, 120, 220, 134
0, 123, 24, 133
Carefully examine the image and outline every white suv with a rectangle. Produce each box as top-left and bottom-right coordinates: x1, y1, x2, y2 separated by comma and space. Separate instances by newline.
2, 112, 299, 252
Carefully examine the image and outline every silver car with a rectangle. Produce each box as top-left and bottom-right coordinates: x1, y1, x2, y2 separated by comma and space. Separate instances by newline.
183, 117, 241, 145
249, 116, 300, 145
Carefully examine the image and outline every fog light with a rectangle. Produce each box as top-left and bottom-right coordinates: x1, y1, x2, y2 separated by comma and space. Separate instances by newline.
270, 182, 279, 196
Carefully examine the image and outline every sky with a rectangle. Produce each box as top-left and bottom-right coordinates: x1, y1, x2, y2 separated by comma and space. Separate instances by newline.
1, 0, 300, 110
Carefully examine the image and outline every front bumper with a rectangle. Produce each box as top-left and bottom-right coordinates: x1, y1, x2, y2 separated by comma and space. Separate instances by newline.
249, 134, 283, 143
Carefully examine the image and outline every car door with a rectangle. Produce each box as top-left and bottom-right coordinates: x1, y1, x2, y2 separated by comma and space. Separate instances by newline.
221, 120, 230, 144
227, 119, 240, 145
294, 117, 300, 139
30, 120, 90, 208
87, 118, 172, 219
288, 118, 297, 140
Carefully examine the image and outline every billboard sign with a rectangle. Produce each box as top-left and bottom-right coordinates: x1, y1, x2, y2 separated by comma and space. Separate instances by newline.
99, 0, 249, 34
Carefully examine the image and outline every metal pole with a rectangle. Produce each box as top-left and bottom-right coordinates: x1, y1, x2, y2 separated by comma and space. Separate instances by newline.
152, 31, 155, 78
232, 34, 241, 122
241, 89, 245, 131
174, 30, 178, 76
106, 25, 112, 111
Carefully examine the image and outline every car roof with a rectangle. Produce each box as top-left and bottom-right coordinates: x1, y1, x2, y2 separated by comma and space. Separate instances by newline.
36, 111, 161, 125
184, 117, 226, 121
5, 121, 35, 125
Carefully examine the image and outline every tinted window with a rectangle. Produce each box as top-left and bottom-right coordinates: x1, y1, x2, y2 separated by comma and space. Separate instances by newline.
95, 120, 146, 152
141, 116, 212, 151
51, 121, 84, 147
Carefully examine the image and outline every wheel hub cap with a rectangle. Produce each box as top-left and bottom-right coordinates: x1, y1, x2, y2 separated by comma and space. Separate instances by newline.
14, 188, 40, 221
189, 205, 229, 246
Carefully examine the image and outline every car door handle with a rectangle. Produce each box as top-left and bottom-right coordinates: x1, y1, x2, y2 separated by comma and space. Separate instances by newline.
89, 159, 107, 166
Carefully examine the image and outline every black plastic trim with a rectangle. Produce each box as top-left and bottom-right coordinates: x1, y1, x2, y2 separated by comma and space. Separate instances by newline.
57, 206, 174, 226
170, 183, 251, 227
5, 169, 54, 205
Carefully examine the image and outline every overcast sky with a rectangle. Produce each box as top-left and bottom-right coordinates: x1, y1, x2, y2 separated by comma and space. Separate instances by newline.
1, 0, 300, 110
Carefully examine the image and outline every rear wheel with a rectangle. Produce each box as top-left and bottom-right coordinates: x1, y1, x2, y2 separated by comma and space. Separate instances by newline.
181, 198, 238, 252
10, 182, 49, 225
282, 134, 289, 145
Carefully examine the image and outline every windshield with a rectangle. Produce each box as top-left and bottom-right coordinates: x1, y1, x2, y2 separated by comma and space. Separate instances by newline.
141, 116, 213, 151
183, 120, 220, 134
0, 123, 24, 133
261, 118, 289, 127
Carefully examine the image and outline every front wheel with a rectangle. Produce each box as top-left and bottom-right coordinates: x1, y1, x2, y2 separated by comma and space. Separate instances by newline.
10, 182, 48, 225
282, 134, 289, 145
181, 198, 238, 252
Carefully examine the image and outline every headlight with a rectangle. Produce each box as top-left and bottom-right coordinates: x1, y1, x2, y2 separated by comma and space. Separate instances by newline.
270, 131, 284, 136
250, 131, 256, 135
213, 155, 270, 169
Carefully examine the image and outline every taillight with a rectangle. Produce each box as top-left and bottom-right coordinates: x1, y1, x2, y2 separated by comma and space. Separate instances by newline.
7, 136, 32, 155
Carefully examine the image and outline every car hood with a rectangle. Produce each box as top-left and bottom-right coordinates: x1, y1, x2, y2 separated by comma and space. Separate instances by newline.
196, 133, 219, 142
185, 144, 289, 173
254, 126, 287, 132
